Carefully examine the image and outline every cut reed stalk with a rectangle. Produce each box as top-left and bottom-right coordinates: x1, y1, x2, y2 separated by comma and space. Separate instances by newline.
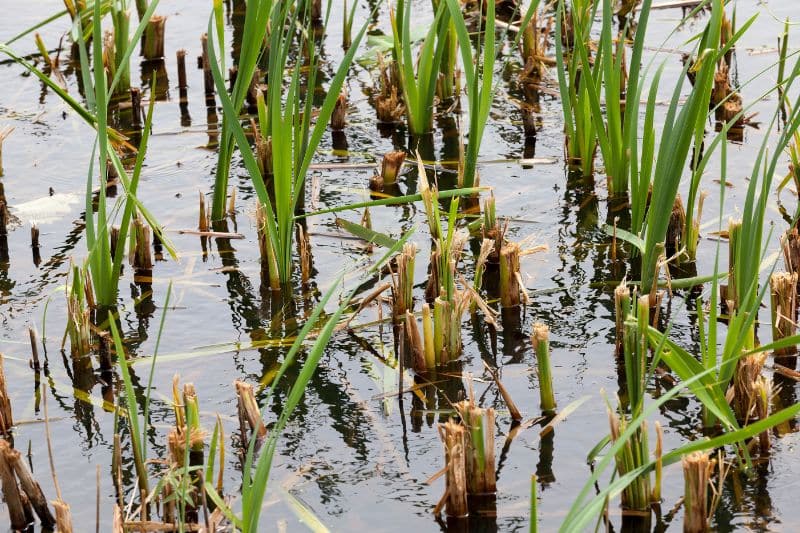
131, 218, 153, 274
54, 500, 73, 533
405, 310, 428, 373
330, 93, 347, 131
198, 192, 209, 232
455, 400, 497, 495
2, 441, 55, 527
130, 87, 142, 129
391, 243, 416, 322
499, 242, 522, 307
782, 227, 800, 276
31, 224, 40, 266
177, 49, 188, 98
381, 151, 406, 187
770, 272, 798, 357
0, 353, 12, 434
666, 195, 686, 259
681, 451, 713, 533
532, 323, 556, 414
234, 380, 266, 440
614, 283, 631, 355
732, 352, 766, 424
438, 420, 468, 517
608, 411, 651, 512
143, 15, 166, 61
0, 440, 28, 529
201, 34, 214, 102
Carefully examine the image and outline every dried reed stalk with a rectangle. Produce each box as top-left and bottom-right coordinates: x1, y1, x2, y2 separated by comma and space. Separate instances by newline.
455, 400, 497, 495
0, 353, 12, 434
437, 421, 468, 517
234, 380, 267, 440
770, 272, 798, 357
682, 452, 713, 533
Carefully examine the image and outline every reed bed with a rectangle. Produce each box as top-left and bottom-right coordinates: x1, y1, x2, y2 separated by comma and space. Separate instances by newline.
3, 0, 800, 530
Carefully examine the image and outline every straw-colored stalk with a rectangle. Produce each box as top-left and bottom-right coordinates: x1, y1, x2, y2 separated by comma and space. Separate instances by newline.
770, 272, 798, 356
404, 310, 427, 373
0, 126, 13, 177
198, 192, 210, 233
782, 227, 800, 276
392, 243, 416, 321
754, 377, 772, 453
381, 150, 406, 186
297, 225, 312, 287
235, 380, 267, 440
422, 304, 436, 369
520, 10, 554, 84
0, 353, 11, 434
499, 242, 522, 308
682, 451, 713, 533
437, 420, 468, 517
131, 218, 153, 274
732, 352, 767, 424
726, 218, 742, 311
66, 286, 91, 357
455, 400, 497, 495
330, 93, 347, 131
0, 440, 29, 530
666, 195, 686, 259
532, 323, 556, 414
54, 500, 73, 533
1, 440, 55, 527
614, 283, 631, 355
143, 15, 166, 61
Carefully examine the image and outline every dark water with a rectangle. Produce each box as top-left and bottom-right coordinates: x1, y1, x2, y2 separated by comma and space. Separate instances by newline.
1, 0, 800, 531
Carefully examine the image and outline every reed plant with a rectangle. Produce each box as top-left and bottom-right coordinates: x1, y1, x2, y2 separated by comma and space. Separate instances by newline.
554, 0, 599, 177
572, 0, 651, 195
207, 1, 369, 287
443, 0, 501, 187
391, 0, 450, 136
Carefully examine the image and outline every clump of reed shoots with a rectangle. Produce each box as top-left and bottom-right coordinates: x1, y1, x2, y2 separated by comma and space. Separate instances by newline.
65, 264, 92, 357
391, 243, 416, 322
455, 398, 497, 495
0, 126, 12, 177
436, 420, 468, 518
142, 15, 166, 61
682, 452, 714, 533
532, 323, 556, 414
0, 352, 12, 435
374, 55, 405, 124
770, 272, 798, 358
732, 352, 767, 424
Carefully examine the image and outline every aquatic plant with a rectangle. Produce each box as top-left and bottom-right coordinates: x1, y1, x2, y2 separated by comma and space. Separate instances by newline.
555, 0, 599, 176
391, 0, 450, 136
207, 0, 369, 287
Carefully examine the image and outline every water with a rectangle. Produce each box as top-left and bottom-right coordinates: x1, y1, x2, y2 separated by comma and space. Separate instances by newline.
1, 0, 800, 530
